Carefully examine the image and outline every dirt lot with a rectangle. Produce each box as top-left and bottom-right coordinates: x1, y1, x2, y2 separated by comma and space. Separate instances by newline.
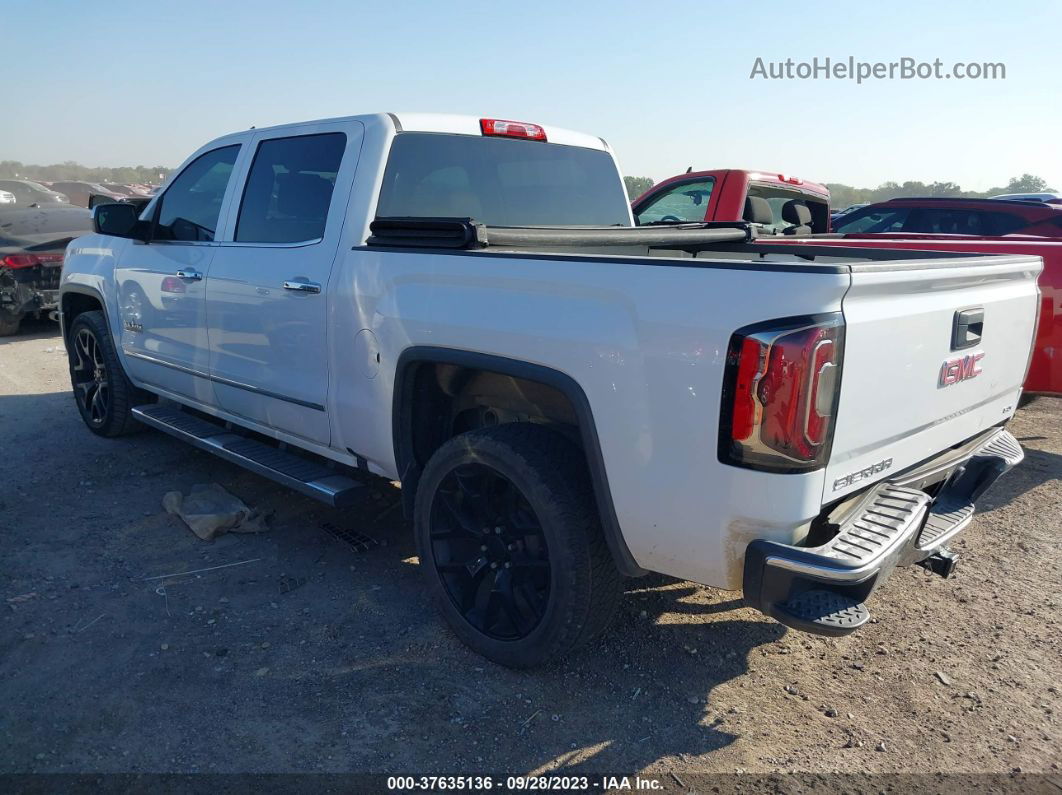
1, 318, 1059, 780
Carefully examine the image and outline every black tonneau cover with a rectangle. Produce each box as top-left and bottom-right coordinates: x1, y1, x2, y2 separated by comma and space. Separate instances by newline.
367, 217, 754, 251
365, 217, 979, 265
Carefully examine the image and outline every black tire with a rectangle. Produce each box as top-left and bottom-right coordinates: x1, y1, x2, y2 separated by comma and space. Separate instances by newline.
414, 423, 623, 668
0, 309, 21, 336
67, 310, 153, 437
1018, 393, 1038, 409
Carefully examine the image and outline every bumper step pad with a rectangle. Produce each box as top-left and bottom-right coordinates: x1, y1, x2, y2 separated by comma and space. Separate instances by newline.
918, 496, 975, 550
916, 430, 1024, 551
774, 590, 870, 636
822, 485, 929, 567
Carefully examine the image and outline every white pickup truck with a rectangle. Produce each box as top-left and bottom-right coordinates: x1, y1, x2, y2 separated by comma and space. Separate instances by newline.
59, 113, 1038, 667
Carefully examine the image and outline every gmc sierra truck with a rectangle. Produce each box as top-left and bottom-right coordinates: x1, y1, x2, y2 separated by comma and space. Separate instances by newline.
59, 113, 1038, 667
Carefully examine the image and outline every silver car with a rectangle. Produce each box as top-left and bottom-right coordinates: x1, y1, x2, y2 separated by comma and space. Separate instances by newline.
0, 179, 69, 207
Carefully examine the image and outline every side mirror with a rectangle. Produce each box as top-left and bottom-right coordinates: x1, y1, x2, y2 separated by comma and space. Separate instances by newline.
93, 202, 149, 241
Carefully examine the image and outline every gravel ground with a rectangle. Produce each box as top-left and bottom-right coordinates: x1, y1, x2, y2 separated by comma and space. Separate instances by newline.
0, 318, 1059, 780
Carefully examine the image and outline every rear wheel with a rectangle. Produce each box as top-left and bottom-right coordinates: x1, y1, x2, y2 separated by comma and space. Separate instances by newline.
414, 423, 623, 668
67, 310, 152, 437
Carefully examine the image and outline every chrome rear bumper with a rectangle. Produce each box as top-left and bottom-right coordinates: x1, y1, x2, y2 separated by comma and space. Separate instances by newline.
743, 427, 1023, 636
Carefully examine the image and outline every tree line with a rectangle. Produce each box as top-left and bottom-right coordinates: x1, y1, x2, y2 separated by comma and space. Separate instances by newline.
3, 162, 1054, 206
625, 174, 1056, 208
825, 174, 1055, 209
0, 160, 171, 186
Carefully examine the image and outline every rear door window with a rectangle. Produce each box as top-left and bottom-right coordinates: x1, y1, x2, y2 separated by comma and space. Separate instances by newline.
154, 145, 240, 242
634, 179, 714, 224
235, 132, 347, 244
905, 209, 988, 235
983, 212, 1028, 235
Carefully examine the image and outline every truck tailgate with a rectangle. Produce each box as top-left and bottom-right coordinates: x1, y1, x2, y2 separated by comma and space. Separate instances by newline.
825, 254, 1041, 502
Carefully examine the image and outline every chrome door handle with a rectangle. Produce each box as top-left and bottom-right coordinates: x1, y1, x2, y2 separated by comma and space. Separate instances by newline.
176, 269, 202, 281
283, 279, 322, 294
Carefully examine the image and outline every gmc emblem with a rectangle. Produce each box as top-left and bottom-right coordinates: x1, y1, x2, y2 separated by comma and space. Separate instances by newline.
939, 352, 984, 387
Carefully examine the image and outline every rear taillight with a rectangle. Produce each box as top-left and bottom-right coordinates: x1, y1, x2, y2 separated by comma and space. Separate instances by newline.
479, 118, 547, 141
1, 253, 62, 269
2, 254, 40, 269
719, 314, 844, 473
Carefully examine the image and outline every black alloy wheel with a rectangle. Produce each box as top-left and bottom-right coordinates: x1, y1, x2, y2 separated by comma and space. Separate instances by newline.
67, 310, 152, 437
414, 423, 623, 668
429, 461, 551, 641
71, 327, 110, 427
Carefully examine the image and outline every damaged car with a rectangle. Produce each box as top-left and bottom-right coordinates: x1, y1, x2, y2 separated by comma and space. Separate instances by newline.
0, 205, 92, 335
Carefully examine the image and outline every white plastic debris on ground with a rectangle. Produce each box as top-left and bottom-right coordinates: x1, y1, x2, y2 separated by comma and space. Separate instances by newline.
162, 483, 267, 541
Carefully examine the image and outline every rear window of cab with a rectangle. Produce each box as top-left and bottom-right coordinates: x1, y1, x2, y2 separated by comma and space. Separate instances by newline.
376, 133, 631, 227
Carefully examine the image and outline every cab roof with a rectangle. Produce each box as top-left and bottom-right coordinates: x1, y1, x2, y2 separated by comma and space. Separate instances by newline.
646, 169, 830, 200
211, 112, 611, 153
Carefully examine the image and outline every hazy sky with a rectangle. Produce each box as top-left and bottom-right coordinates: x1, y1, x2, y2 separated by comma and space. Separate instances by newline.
5, 0, 1059, 191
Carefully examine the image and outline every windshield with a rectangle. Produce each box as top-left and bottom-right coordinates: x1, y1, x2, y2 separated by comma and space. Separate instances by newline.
376, 133, 631, 227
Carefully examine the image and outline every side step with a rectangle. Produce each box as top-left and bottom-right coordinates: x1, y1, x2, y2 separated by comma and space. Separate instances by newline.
132, 404, 363, 508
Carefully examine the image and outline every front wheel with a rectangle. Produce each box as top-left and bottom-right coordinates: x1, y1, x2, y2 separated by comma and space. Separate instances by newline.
67, 310, 151, 437
414, 423, 623, 668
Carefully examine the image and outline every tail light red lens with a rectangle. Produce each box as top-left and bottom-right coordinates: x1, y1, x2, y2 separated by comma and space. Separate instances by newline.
1, 253, 63, 269
479, 118, 547, 141
719, 314, 844, 473
3, 254, 40, 269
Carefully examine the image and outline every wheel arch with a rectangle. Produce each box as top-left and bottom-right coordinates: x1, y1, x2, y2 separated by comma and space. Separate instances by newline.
60, 285, 109, 344
392, 346, 646, 577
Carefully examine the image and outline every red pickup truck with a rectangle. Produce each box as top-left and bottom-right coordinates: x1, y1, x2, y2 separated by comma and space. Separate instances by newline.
632, 169, 830, 234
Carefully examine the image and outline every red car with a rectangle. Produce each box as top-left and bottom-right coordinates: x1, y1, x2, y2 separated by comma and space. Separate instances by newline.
632, 169, 831, 234
833, 197, 1062, 237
